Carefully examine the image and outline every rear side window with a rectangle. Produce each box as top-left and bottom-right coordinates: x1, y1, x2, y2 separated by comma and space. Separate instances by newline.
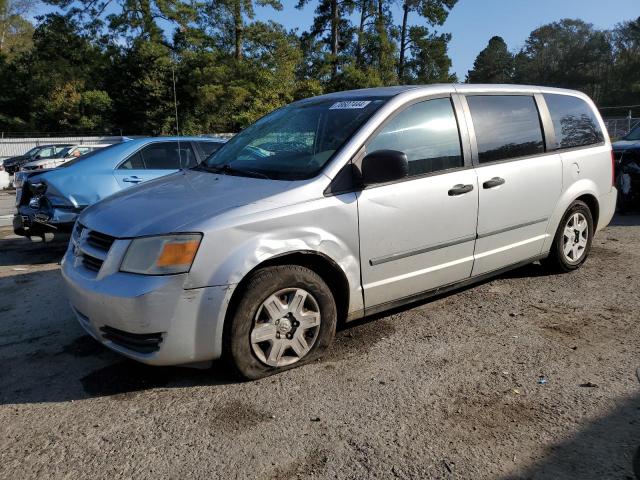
197, 141, 223, 157
543, 94, 604, 150
119, 142, 196, 170
367, 97, 463, 176
119, 151, 145, 169
467, 95, 544, 163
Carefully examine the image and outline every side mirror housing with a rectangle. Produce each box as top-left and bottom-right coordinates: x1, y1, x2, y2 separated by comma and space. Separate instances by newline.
360, 149, 409, 186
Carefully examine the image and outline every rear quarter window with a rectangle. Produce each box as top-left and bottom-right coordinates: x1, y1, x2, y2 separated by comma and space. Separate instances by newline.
543, 93, 604, 150
466, 95, 544, 164
197, 141, 223, 157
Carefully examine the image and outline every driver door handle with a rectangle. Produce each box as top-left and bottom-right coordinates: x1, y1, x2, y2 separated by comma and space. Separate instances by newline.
483, 177, 505, 189
123, 176, 142, 183
448, 184, 474, 196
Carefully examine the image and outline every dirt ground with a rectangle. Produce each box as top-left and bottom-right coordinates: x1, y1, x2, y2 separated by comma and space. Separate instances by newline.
0, 216, 639, 480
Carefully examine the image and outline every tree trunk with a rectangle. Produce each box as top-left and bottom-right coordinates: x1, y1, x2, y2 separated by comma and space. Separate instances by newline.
1, 0, 11, 53
376, 0, 383, 68
330, 0, 338, 79
355, 0, 367, 67
398, 0, 409, 81
234, 0, 243, 60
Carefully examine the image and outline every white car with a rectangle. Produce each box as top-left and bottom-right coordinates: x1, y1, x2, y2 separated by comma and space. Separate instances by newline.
20, 144, 109, 172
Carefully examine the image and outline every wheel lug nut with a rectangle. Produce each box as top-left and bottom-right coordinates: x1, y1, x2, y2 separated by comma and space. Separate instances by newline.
286, 333, 292, 339
276, 333, 280, 339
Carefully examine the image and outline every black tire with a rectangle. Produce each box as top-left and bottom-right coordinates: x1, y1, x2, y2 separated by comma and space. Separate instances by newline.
223, 265, 337, 380
542, 200, 594, 273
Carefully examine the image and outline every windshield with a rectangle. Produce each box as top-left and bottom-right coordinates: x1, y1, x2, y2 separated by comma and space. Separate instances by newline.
24, 147, 40, 157
53, 146, 74, 158
624, 123, 640, 141
202, 98, 386, 180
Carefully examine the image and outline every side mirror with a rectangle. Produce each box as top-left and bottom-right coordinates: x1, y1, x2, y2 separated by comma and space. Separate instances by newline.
35, 154, 42, 159
360, 149, 408, 186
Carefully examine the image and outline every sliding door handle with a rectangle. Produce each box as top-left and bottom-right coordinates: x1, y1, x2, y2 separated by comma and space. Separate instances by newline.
483, 177, 505, 189
448, 184, 474, 196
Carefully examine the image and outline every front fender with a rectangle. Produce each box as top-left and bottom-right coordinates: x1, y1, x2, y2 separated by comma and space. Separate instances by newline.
185, 194, 363, 315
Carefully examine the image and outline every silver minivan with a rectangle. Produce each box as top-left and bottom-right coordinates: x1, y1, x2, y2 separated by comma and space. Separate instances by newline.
62, 85, 617, 379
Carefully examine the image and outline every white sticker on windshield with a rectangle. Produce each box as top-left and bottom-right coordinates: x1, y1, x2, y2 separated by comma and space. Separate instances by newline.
329, 100, 372, 110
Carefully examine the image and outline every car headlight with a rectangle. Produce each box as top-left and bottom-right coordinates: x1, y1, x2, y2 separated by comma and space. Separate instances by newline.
120, 234, 202, 275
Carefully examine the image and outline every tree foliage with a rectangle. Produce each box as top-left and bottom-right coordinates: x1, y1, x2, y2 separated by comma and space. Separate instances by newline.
466, 36, 513, 83
0, 5, 638, 135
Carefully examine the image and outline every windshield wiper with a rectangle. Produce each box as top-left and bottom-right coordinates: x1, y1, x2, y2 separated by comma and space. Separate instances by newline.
194, 163, 270, 180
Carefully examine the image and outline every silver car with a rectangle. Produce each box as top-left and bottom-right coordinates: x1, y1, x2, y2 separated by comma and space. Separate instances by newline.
62, 85, 617, 379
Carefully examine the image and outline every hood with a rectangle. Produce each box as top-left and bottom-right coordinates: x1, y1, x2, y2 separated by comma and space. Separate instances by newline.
612, 140, 640, 151
80, 169, 299, 237
3, 155, 26, 166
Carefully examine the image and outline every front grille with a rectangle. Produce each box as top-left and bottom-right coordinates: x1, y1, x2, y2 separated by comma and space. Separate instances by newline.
86, 230, 115, 251
100, 326, 163, 353
74, 222, 84, 238
82, 254, 104, 272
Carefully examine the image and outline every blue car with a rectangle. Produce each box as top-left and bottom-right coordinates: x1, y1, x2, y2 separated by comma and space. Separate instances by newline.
14, 136, 226, 239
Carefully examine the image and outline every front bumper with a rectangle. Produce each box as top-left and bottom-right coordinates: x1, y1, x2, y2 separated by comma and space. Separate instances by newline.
61, 244, 234, 365
13, 204, 78, 238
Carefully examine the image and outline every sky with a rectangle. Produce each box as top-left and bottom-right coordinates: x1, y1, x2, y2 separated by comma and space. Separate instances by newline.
32, 0, 639, 79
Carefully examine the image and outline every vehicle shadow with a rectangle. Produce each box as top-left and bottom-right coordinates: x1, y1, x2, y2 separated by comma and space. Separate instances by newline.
610, 213, 640, 226
0, 235, 69, 266
0, 225, 627, 406
502, 391, 640, 479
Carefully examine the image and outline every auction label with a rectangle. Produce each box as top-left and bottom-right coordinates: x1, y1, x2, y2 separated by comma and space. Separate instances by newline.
329, 101, 372, 110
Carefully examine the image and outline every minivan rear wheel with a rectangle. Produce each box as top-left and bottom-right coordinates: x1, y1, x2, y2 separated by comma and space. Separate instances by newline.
223, 265, 337, 380
543, 200, 594, 272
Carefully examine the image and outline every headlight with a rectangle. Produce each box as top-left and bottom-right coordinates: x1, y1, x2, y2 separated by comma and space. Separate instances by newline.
120, 234, 202, 275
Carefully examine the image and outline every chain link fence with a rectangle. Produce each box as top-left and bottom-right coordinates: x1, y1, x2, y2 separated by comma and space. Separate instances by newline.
603, 117, 640, 140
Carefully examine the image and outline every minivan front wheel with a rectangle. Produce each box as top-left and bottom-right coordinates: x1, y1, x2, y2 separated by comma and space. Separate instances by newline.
223, 265, 337, 380
544, 200, 594, 272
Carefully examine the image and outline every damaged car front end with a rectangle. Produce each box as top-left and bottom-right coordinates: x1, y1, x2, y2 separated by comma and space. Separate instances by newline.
12, 137, 226, 241
14, 175, 83, 240
613, 125, 640, 213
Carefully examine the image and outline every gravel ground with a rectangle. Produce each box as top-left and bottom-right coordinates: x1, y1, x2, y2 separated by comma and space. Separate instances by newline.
0, 190, 15, 228
0, 218, 639, 480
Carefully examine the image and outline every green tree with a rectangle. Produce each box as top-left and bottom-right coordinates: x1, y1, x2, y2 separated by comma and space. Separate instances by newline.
398, 0, 456, 81
44, 0, 200, 47
405, 27, 456, 83
180, 21, 309, 133
297, 0, 355, 83
513, 19, 612, 102
0, 0, 34, 58
108, 39, 175, 134
607, 17, 640, 107
365, 0, 396, 85
204, 0, 283, 60
0, 14, 113, 132
467, 36, 513, 83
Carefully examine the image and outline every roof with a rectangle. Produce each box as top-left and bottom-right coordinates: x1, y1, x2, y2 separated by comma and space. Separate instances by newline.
130, 136, 226, 143
293, 83, 591, 105
36, 143, 74, 148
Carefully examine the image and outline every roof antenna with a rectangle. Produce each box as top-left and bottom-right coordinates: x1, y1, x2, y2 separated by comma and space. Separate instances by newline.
172, 61, 180, 136
171, 60, 184, 170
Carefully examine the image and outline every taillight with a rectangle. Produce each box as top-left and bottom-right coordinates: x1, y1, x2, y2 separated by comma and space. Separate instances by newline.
611, 150, 615, 187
